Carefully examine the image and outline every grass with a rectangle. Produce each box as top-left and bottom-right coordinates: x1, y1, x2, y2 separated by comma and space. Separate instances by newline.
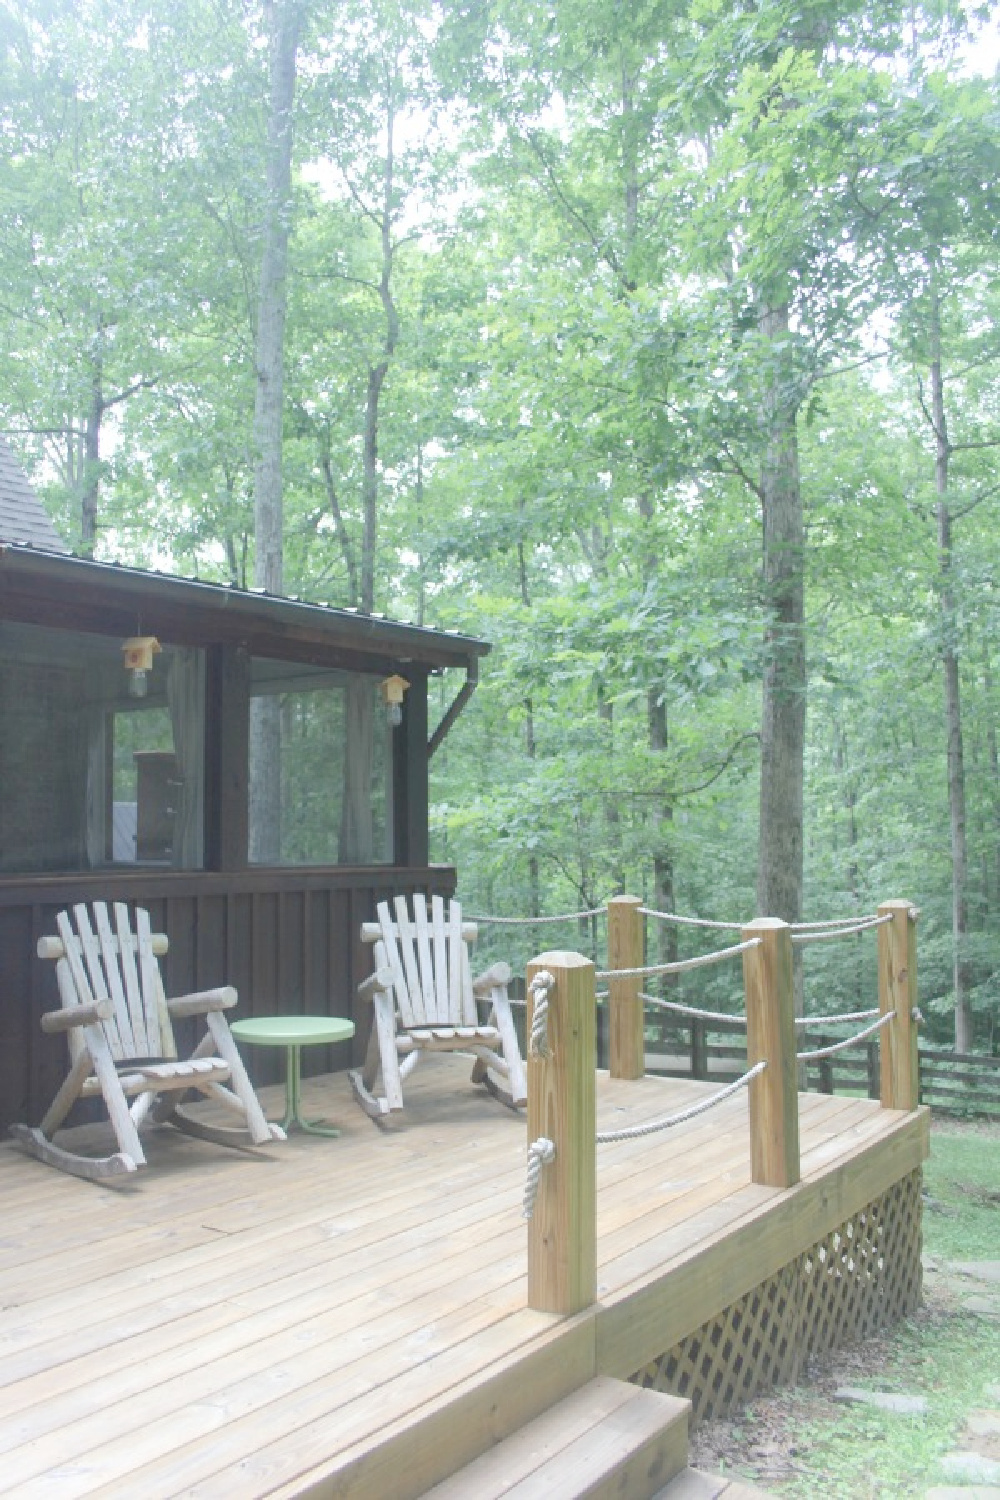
692, 1117, 1000, 1498
777, 1120, 1000, 1498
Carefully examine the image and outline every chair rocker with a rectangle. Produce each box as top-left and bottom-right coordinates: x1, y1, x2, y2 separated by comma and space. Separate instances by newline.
11, 902, 284, 1181
349, 894, 527, 1120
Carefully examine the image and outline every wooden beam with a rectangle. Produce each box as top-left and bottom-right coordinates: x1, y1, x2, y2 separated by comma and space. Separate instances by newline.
608, 896, 644, 1080
878, 900, 919, 1111
527, 951, 597, 1316
204, 644, 250, 872
742, 918, 800, 1189
392, 667, 428, 866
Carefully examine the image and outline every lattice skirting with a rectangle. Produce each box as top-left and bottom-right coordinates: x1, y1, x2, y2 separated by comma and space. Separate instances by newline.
630, 1168, 923, 1424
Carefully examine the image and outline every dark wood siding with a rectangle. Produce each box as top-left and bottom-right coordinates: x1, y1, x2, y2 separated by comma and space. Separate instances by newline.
0, 865, 456, 1133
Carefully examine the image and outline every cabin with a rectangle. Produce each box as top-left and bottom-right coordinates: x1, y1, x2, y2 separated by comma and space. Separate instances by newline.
0, 438, 488, 1133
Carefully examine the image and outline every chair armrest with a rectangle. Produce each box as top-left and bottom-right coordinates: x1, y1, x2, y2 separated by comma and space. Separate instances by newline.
41, 998, 113, 1033
166, 986, 238, 1019
472, 961, 512, 994
358, 967, 394, 1000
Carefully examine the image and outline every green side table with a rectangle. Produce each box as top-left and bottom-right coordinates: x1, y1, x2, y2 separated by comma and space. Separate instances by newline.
231, 1015, 355, 1136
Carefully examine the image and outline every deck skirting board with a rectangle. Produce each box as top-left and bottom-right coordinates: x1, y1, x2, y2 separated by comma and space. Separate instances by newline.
625, 1166, 924, 1424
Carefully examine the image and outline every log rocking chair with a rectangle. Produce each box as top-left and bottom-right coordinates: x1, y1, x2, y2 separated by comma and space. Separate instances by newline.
349, 894, 527, 1120
11, 902, 284, 1181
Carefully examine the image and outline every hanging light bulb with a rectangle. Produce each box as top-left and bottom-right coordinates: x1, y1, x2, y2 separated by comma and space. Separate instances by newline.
122, 636, 161, 698
379, 673, 409, 728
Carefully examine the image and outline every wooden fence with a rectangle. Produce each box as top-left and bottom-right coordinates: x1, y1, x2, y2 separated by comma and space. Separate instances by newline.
642, 1019, 1000, 1120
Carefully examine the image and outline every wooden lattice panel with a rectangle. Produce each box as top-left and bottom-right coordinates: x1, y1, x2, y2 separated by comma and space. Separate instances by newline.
631, 1169, 923, 1424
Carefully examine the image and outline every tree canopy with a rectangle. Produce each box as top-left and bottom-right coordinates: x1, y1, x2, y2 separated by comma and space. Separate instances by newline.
1, 0, 998, 1049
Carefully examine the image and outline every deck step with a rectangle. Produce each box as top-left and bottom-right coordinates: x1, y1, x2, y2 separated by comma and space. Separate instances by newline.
422, 1376, 689, 1499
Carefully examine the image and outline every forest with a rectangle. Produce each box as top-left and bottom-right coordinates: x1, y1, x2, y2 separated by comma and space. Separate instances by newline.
1, 0, 998, 1054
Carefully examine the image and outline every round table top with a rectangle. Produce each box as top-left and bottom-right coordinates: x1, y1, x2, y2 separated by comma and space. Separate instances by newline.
231, 1015, 355, 1047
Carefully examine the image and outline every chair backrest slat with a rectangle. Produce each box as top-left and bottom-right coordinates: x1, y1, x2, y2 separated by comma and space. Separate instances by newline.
136, 907, 173, 1058
460, 930, 478, 1027
431, 895, 449, 1024
378, 900, 416, 1029
69, 905, 130, 1060
56, 910, 96, 1018
114, 902, 150, 1056
94, 902, 135, 1057
448, 900, 464, 1026
412, 896, 437, 1021
393, 896, 426, 1027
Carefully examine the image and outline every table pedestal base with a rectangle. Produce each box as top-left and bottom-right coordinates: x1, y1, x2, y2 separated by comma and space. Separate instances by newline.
279, 1044, 341, 1137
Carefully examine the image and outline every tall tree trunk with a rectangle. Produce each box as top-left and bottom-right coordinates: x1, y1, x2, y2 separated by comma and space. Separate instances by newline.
518, 535, 540, 918
341, 66, 400, 858
756, 300, 805, 945
249, 0, 301, 865
930, 275, 972, 1050
81, 341, 103, 556
983, 644, 1000, 909
638, 485, 676, 971
647, 689, 678, 973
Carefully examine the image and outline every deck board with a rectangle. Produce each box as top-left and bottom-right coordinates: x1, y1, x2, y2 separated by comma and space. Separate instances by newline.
0, 1058, 928, 1499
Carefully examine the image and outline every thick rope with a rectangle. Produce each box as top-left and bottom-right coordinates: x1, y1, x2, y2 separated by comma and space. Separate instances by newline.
528, 969, 555, 1057
640, 906, 743, 932
596, 936, 761, 982
797, 1010, 894, 1063
523, 1137, 556, 1219
790, 911, 895, 932
595, 1061, 767, 1143
641, 992, 747, 1027
470, 907, 606, 925
791, 913, 893, 945
794, 1007, 880, 1029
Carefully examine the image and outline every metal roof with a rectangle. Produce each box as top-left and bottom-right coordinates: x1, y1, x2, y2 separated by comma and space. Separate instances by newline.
0, 543, 488, 673
0, 439, 68, 553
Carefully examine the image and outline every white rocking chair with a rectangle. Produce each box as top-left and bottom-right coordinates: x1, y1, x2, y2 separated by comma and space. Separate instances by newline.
349, 894, 527, 1120
11, 902, 284, 1181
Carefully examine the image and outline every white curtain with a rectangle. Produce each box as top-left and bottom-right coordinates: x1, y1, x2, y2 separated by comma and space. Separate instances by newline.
166, 648, 205, 869
338, 675, 374, 864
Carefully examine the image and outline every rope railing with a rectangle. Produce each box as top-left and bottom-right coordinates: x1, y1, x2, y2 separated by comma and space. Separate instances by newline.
470, 907, 606, 925
796, 1010, 895, 1064
595, 1060, 767, 1144
527, 969, 555, 1058
595, 935, 761, 983
521, 900, 919, 1317
794, 1007, 880, 1029
791, 913, 893, 945
639, 905, 744, 932
523, 1136, 556, 1219
641, 991, 747, 1027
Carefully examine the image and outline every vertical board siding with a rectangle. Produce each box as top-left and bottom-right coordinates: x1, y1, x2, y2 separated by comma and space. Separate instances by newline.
0, 867, 456, 1134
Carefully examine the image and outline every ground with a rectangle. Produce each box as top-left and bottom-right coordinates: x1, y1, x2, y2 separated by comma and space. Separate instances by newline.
687, 1118, 1000, 1497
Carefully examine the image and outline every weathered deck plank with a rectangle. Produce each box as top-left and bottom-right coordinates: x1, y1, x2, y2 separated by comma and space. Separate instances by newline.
0, 1058, 927, 1499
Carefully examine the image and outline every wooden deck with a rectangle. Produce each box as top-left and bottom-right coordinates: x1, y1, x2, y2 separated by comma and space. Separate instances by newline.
0, 1058, 929, 1499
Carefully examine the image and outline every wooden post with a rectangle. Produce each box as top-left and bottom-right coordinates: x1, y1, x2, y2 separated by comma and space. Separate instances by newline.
878, 900, 919, 1111
608, 895, 644, 1080
526, 950, 596, 1316
741, 918, 800, 1189
691, 1018, 707, 1081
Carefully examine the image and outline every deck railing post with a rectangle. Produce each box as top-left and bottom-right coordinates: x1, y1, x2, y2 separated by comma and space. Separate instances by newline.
608, 895, 644, 1080
526, 950, 596, 1316
741, 918, 800, 1189
878, 900, 919, 1111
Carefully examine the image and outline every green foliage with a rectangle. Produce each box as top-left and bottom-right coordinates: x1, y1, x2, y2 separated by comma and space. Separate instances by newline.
0, 0, 998, 1047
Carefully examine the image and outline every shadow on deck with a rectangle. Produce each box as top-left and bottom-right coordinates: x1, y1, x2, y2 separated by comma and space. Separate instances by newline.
0, 1058, 928, 1498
